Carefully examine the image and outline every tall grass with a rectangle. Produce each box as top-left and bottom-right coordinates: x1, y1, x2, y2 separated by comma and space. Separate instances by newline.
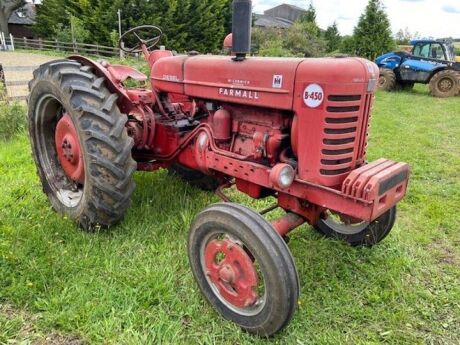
0, 84, 27, 141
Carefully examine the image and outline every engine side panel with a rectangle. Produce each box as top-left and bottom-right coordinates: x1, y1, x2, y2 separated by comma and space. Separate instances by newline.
183, 56, 301, 110
151, 55, 188, 94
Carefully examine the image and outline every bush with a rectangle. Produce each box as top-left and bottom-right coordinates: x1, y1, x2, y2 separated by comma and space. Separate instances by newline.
252, 23, 326, 58
0, 98, 27, 141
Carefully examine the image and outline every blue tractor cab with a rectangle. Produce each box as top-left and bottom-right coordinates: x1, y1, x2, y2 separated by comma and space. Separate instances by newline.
376, 39, 459, 97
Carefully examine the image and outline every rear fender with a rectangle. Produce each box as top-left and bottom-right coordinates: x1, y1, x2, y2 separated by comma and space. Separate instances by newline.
427, 66, 449, 83
68, 55, 136, 114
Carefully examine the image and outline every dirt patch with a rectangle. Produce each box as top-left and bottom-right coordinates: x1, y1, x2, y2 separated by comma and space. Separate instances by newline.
0, 303, 85, 345
428, 239, 460, 266
35, 333, 85, 345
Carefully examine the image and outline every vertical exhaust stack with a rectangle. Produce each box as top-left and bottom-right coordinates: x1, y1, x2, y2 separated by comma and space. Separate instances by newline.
232, 0, 252, 61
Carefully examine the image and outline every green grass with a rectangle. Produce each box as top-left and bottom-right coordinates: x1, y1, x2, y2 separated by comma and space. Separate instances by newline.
0, 85, 459, 344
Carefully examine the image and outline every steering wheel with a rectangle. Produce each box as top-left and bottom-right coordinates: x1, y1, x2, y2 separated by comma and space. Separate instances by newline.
119, 25, 162, 53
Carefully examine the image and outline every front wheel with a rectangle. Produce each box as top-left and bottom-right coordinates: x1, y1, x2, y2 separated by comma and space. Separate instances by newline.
315, 207, 397, 247
188, 203, 299, 336
378, 68, 397, 91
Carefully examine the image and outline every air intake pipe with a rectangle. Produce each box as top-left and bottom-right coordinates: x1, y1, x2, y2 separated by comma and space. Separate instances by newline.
232, 0, 252, 61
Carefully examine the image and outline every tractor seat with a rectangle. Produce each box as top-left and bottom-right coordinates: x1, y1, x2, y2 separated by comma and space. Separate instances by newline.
106, 65, 148, 84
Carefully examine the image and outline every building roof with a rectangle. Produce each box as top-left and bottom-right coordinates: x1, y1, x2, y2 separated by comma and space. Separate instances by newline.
266, 3, 306, 13
255, 3, 307, 29
8, 4, 36, 25
254, 14, 293, 29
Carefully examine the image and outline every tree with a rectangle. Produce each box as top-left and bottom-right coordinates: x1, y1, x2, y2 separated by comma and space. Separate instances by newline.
352, 0, 395, 60
252, 21, 326, 58
0, 0, 25, 35
395, 27, 419, 46
324, 22, 341, 53
302, 3, 316, 23
34, 0, 231, 52
284, 21, 326, 57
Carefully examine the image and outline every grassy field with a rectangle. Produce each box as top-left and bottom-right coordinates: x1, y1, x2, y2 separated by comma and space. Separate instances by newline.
0, 84, 459, 344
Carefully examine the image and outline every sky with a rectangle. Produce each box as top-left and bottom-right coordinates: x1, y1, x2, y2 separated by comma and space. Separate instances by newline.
253, 0, 460, 38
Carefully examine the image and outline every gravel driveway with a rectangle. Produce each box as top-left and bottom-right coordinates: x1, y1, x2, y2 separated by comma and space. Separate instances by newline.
0, 51, 58, 100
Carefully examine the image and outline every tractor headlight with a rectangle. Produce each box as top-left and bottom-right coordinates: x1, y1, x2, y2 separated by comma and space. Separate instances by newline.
270, 164, 295, 189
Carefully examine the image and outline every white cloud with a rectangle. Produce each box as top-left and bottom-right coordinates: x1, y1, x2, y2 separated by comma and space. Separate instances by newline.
252, 0, 460, 38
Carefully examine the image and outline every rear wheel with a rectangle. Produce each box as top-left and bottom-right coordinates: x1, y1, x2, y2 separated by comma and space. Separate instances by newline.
188, 203, 299, 336
314, 207, 397, 247
28, 59, 136, 229
378, 68, 397, 91
429, 69, 459, 98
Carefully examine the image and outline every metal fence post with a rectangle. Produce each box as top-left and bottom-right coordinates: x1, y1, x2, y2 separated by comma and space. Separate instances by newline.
9, 34, 14, 51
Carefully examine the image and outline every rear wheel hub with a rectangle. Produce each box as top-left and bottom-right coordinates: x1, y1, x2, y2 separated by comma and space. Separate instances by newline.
204, 239, 258, 308
55, 114, 84, 184
439, 78, 453, 92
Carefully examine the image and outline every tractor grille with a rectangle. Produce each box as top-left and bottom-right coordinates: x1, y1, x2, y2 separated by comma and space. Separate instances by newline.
356, 94, 373, 162
320, 94, 365, 177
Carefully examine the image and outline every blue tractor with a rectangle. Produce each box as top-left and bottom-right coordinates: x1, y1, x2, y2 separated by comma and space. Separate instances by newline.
376, 39, 460, 97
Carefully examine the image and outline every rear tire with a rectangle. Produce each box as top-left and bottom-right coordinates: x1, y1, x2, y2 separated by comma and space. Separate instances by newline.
378, 68, 397, 91
188, 203, 299, 336
429, 69, 459, 98
314, 207, 397, 247
28, 59, 136, 230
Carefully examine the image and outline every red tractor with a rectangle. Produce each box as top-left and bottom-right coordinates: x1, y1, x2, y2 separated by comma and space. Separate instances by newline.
28, 0, 410, 336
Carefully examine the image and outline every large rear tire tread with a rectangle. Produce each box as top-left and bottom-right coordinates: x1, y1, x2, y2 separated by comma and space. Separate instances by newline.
28, 59, 136, 230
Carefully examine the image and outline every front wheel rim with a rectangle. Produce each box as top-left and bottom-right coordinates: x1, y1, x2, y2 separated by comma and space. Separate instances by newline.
200, 231, 266, 316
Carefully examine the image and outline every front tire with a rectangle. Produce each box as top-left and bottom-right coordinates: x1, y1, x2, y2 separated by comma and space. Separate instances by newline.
378, 68, 397, 91
429, 69, 459, 98
28, 59, 136, 229
315, 207, 397, 247
188, 203, 299, 336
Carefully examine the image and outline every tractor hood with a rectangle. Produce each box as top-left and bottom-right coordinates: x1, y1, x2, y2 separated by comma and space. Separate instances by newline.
151, 55, 378, 110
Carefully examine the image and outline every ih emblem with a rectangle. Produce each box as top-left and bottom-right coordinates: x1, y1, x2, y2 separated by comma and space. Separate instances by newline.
272, 75, 283, 89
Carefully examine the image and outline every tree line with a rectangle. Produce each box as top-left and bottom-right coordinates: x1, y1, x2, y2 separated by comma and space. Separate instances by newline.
2, 0, 413, 60
34, 0, 232, 53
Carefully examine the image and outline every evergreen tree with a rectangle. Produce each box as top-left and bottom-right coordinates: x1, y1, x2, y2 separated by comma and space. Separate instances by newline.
324, 22, 341, 52
352, 0, 395, 60
300, 3, 320, 37
302, 3, 316, 23
34, 0, 231, 52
